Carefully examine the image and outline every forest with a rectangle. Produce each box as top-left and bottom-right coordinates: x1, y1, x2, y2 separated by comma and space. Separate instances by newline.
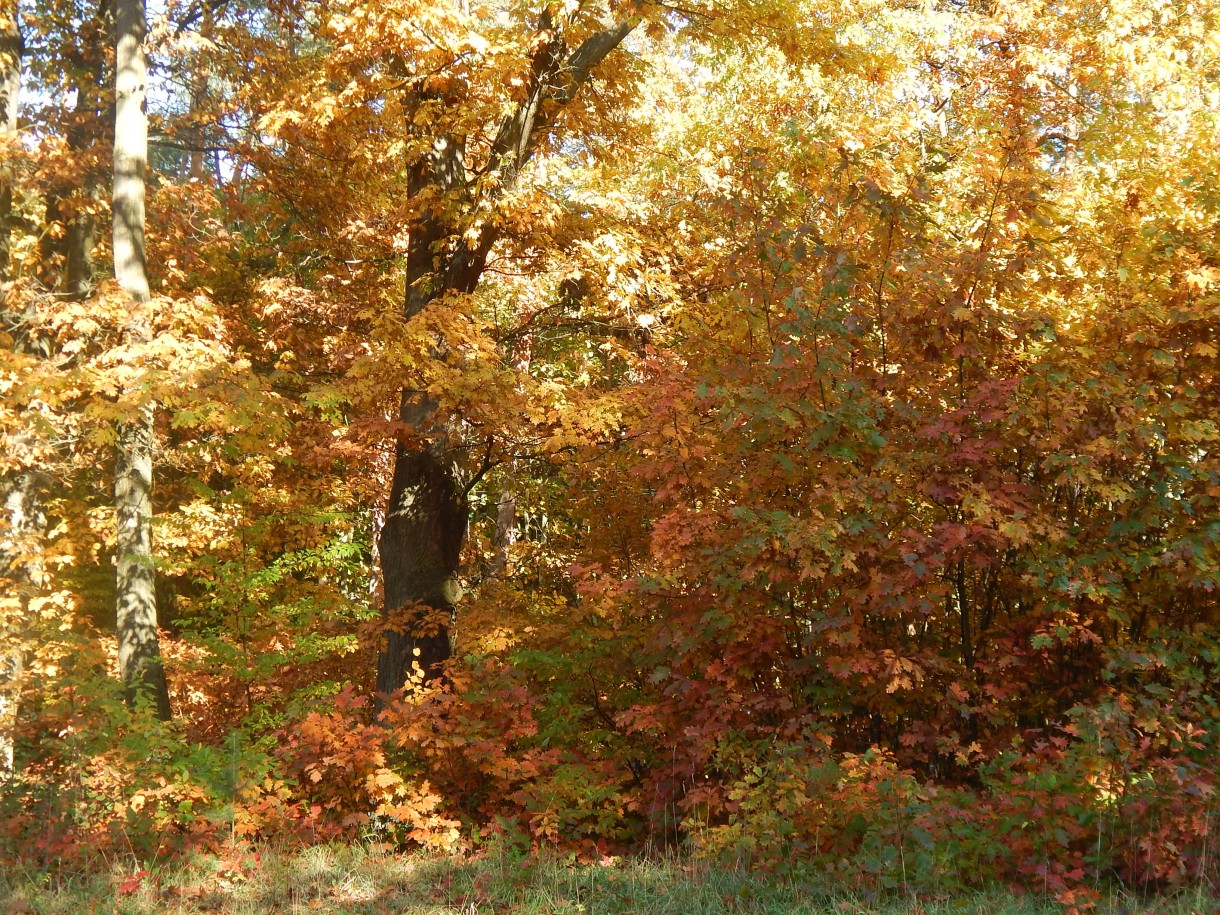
0, 0, 1217, 909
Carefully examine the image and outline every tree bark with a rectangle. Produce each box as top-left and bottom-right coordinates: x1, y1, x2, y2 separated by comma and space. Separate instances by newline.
37, 3, 108, 300
0, 0, 25, 778
185, 3, 212, 182
489, 490, 517, 579
0, 0, 19, 282
113, 0, 170, 719
375, 137, 474, 696
1, 466, 42, 776
374, 14, 637, 698
375, 440, 467, 694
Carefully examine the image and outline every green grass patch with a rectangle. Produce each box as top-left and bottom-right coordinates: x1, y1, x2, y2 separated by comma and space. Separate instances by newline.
1, 844, 1215, 914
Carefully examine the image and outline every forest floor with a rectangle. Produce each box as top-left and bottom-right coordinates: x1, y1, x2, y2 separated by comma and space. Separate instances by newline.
1, 843, 1216, 914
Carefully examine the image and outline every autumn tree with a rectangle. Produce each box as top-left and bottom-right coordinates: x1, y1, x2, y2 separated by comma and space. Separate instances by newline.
367, 6, 645, 695
225, 0, 649, 694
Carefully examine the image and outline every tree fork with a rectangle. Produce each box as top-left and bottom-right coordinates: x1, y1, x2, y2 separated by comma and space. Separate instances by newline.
374, 14, 637, 699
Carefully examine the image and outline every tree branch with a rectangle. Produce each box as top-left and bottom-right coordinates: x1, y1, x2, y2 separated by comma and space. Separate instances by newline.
552, 18, 635, 104
485, 17, 637, 194
435, 17, 638, 298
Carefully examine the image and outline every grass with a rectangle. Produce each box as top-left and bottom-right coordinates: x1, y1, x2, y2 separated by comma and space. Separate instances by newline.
1, 843, 1217, 914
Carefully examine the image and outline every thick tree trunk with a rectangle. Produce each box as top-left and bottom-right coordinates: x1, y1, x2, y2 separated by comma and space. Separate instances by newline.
113, 0, 170, 719
113, 0, 149, 306
375, 439, 467, 693
114, 407, 170, 717
373, 15, 636, 698
375, 139, 473, 696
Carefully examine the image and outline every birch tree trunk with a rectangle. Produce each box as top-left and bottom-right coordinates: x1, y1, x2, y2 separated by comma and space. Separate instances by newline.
0, 0, 25, 773
0, 469, 41, 777
113, 0, 170, 719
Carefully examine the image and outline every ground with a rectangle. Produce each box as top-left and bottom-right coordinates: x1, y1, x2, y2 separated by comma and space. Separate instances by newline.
2, 844, 1217, 914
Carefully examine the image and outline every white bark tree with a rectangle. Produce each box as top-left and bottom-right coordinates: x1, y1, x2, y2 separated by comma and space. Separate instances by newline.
0, 0, 28, 777
112, 0, 170, 719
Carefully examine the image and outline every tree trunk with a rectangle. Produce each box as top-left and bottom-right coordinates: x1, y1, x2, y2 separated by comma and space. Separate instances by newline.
114, 408, 170, 717
0, 0, 18, 282
36, 3, 107, 300
185, 3, 211, 182
1, 467, 42, 777
374, 138, 473, 696
0, 0, 25, 778
65, 69, 100, 302
489, 490, 517, 579
65, 205, 96, 300
375, 439, 467, 694
113, 0, 170, 719
373, 15, 637, 698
